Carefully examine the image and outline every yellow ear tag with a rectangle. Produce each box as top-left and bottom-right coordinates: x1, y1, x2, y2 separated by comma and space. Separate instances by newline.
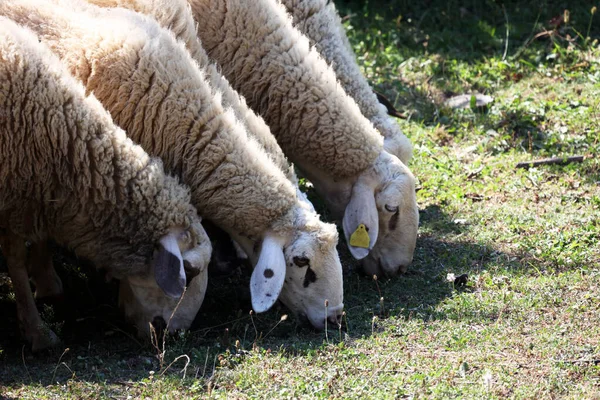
349, 224, 370, 249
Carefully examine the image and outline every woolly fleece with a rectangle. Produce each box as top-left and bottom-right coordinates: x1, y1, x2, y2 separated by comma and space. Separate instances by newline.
0, 0, 298, 240
280, 0, 413, 164
188, 0, 384, 179
0, 17, 197, 278
85, 0, 296, 181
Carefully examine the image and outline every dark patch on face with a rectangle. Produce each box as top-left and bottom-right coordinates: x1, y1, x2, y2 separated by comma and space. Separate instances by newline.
264, 268, 274, 278
303, 267, 317, 288
266, 293, 272, 297
388, 210, 400, 231
293, 256, 310, 267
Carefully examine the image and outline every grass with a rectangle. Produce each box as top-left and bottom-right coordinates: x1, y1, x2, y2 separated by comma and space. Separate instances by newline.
1, 0, 599, 398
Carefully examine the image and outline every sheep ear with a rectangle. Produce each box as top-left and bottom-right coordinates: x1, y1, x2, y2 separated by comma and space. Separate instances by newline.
250, 234, 285, 313
343, 182, 379, 260
153, 233, 186, 299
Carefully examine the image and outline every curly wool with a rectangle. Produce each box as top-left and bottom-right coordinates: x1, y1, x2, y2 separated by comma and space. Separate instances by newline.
279, 0, 413, 164
188, 0, 384, 179
0, 0, 298, 240
0, 18, 196, 277
85, 0, 296, 182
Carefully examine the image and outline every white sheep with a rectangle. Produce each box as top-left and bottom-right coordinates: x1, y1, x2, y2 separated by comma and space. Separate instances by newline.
187, 0, 419, 276
1, 0, 345, 329
279, 0, 413, 164
0, 18, 211, 350
83, 0, 318, 269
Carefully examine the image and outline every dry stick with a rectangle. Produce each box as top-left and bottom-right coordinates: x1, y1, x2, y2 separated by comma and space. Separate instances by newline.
50, 347, 70, 384
21, 345, 32, 383
202, 347, 210, 378
159, 354, 190, 378
324, 300, 329, 344
262, 314, 288, 341
502, 4, 510, 61
516, 155, 586, 169
553, 358, 600, 365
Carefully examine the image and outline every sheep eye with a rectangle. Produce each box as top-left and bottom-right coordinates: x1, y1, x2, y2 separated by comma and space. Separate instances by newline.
385, 204, 399, 213
293, 256, 310, 267
180, 230, 192, 244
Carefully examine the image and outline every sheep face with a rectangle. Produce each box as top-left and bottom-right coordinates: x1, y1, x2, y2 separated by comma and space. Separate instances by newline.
300, 151, 418, 276
279, 221, 344, 330
353, 152, 419, 277
118, 220, 212, 337
247, 205, 344, 330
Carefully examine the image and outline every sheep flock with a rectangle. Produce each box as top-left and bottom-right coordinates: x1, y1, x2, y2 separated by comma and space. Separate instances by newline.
0, 0, 418, 352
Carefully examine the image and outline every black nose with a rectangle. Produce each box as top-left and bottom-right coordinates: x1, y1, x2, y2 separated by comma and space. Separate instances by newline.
397, 264, 408, 274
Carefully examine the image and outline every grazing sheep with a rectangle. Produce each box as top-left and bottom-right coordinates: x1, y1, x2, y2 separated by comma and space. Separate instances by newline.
1, 0, 344, 328
187, 0, 419, 276
0, 18, 211, 350
83, 0, 300, 271
279, 0, 412, 164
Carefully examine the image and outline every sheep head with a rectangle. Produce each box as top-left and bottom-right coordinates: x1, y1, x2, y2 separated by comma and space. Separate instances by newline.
119, 218, 212, 337
348, 152, 418, 276
241, 197, 344, 330
298, 151, 418, 277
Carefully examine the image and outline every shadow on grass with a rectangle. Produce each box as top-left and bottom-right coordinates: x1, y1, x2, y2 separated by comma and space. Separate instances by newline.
0, 204, 527, 387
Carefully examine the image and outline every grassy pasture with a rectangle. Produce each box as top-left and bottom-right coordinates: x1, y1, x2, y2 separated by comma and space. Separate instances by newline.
1, 0, 599, 398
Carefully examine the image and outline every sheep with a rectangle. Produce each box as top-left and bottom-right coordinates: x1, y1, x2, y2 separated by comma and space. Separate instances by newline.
186, 0, 419, 276
279, 0, 413, 164
0, 0, 345, 329
0, 18, 212, 350
82, 0, 326, 276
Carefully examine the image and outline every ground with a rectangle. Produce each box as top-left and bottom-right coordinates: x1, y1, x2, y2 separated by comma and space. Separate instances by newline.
1, 0, 599, 398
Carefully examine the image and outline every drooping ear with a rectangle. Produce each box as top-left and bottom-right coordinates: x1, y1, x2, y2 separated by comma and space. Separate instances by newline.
250, 234, 286, 313
343, 181, 379, 260
153, 233, 185, 299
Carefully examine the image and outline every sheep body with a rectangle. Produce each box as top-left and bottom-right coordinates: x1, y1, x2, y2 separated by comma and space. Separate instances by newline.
280, 0, 412, 163
0, 18, 211, 347
1, 0, 344, 328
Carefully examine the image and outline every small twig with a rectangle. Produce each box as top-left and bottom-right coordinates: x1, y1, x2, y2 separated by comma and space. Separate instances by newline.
21, 345, 32, 383
202, 347, 210, 378
163, 286, 188, 354
365, 352, 397, 387
553, 358, 600, 365
160, 354, 190, 378
249, 310, 258, 343
50, 348, 70, 384
516, 155, 586, 169
502, 5, 510, 61
262, 314, 288, 341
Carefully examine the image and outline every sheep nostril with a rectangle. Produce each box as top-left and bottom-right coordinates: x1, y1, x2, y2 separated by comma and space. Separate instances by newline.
397, 264, 408, 274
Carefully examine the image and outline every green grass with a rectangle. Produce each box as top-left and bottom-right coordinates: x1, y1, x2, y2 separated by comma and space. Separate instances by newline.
1, 0, 599, 398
